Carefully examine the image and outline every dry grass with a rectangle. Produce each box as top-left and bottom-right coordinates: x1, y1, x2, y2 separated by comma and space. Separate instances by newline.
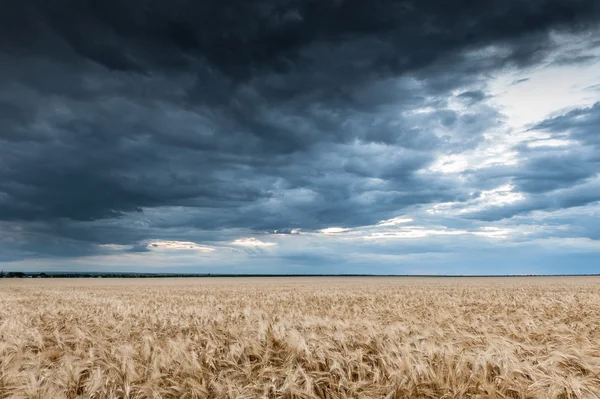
1, 277, 600, 398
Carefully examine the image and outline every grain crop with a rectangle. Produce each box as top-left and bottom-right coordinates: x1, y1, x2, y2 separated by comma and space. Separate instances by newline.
1, 277, 600, 398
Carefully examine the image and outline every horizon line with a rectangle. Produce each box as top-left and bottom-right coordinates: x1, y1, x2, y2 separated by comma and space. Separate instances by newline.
2, 272, 600, 278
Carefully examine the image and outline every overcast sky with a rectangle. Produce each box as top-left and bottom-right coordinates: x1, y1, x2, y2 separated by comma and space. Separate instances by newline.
1, 0, 600, 274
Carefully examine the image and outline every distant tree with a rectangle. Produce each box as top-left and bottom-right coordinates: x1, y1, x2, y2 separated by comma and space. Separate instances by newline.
6, 272, 25, 278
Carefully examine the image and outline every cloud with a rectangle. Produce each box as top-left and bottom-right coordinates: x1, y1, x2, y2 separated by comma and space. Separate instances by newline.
318, 227, 351, 235
456, 102, 600, 221
376, 217, 414, 227
457, 90, 488, 104
146, 240, 215, 252
1, 0, 600, 272
231, 238, 276, 248
533, 102, 600, 147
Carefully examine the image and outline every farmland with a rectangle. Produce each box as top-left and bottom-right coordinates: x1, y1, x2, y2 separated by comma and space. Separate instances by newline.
1, 277, 599, 398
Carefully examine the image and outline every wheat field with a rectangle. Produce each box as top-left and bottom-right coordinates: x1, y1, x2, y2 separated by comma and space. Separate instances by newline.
1, 277, 600, 399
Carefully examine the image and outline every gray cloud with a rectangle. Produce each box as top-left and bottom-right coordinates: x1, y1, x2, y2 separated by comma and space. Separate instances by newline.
1, 0, 600, 260
463, 103, 600, 221
533, 102, 600, 147
4, 0, 599, 77
457, 90, 488, 104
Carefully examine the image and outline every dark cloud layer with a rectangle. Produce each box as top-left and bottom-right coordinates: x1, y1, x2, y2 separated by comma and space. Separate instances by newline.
1, 0, 600, 259
4, 0, 600, 76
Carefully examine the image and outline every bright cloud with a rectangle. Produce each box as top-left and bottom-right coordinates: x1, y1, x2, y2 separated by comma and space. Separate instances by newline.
146, 240, 215, 252
376, 217, 413, 226
319, 227, 351, 235
231, 238, 276, 248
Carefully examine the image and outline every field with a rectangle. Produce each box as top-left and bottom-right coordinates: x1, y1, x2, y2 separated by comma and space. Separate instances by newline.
1, 277, 600, 398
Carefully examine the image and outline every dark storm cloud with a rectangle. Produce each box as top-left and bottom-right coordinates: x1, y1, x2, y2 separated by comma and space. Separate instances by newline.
3, 0, 600, 77
1, 0, 600, 257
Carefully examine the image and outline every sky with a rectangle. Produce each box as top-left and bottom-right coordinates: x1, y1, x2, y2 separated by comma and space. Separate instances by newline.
1, 0, 600, 275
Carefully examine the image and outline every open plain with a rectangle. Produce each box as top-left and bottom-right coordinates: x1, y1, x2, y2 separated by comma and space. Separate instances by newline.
1, 277, 600, 398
